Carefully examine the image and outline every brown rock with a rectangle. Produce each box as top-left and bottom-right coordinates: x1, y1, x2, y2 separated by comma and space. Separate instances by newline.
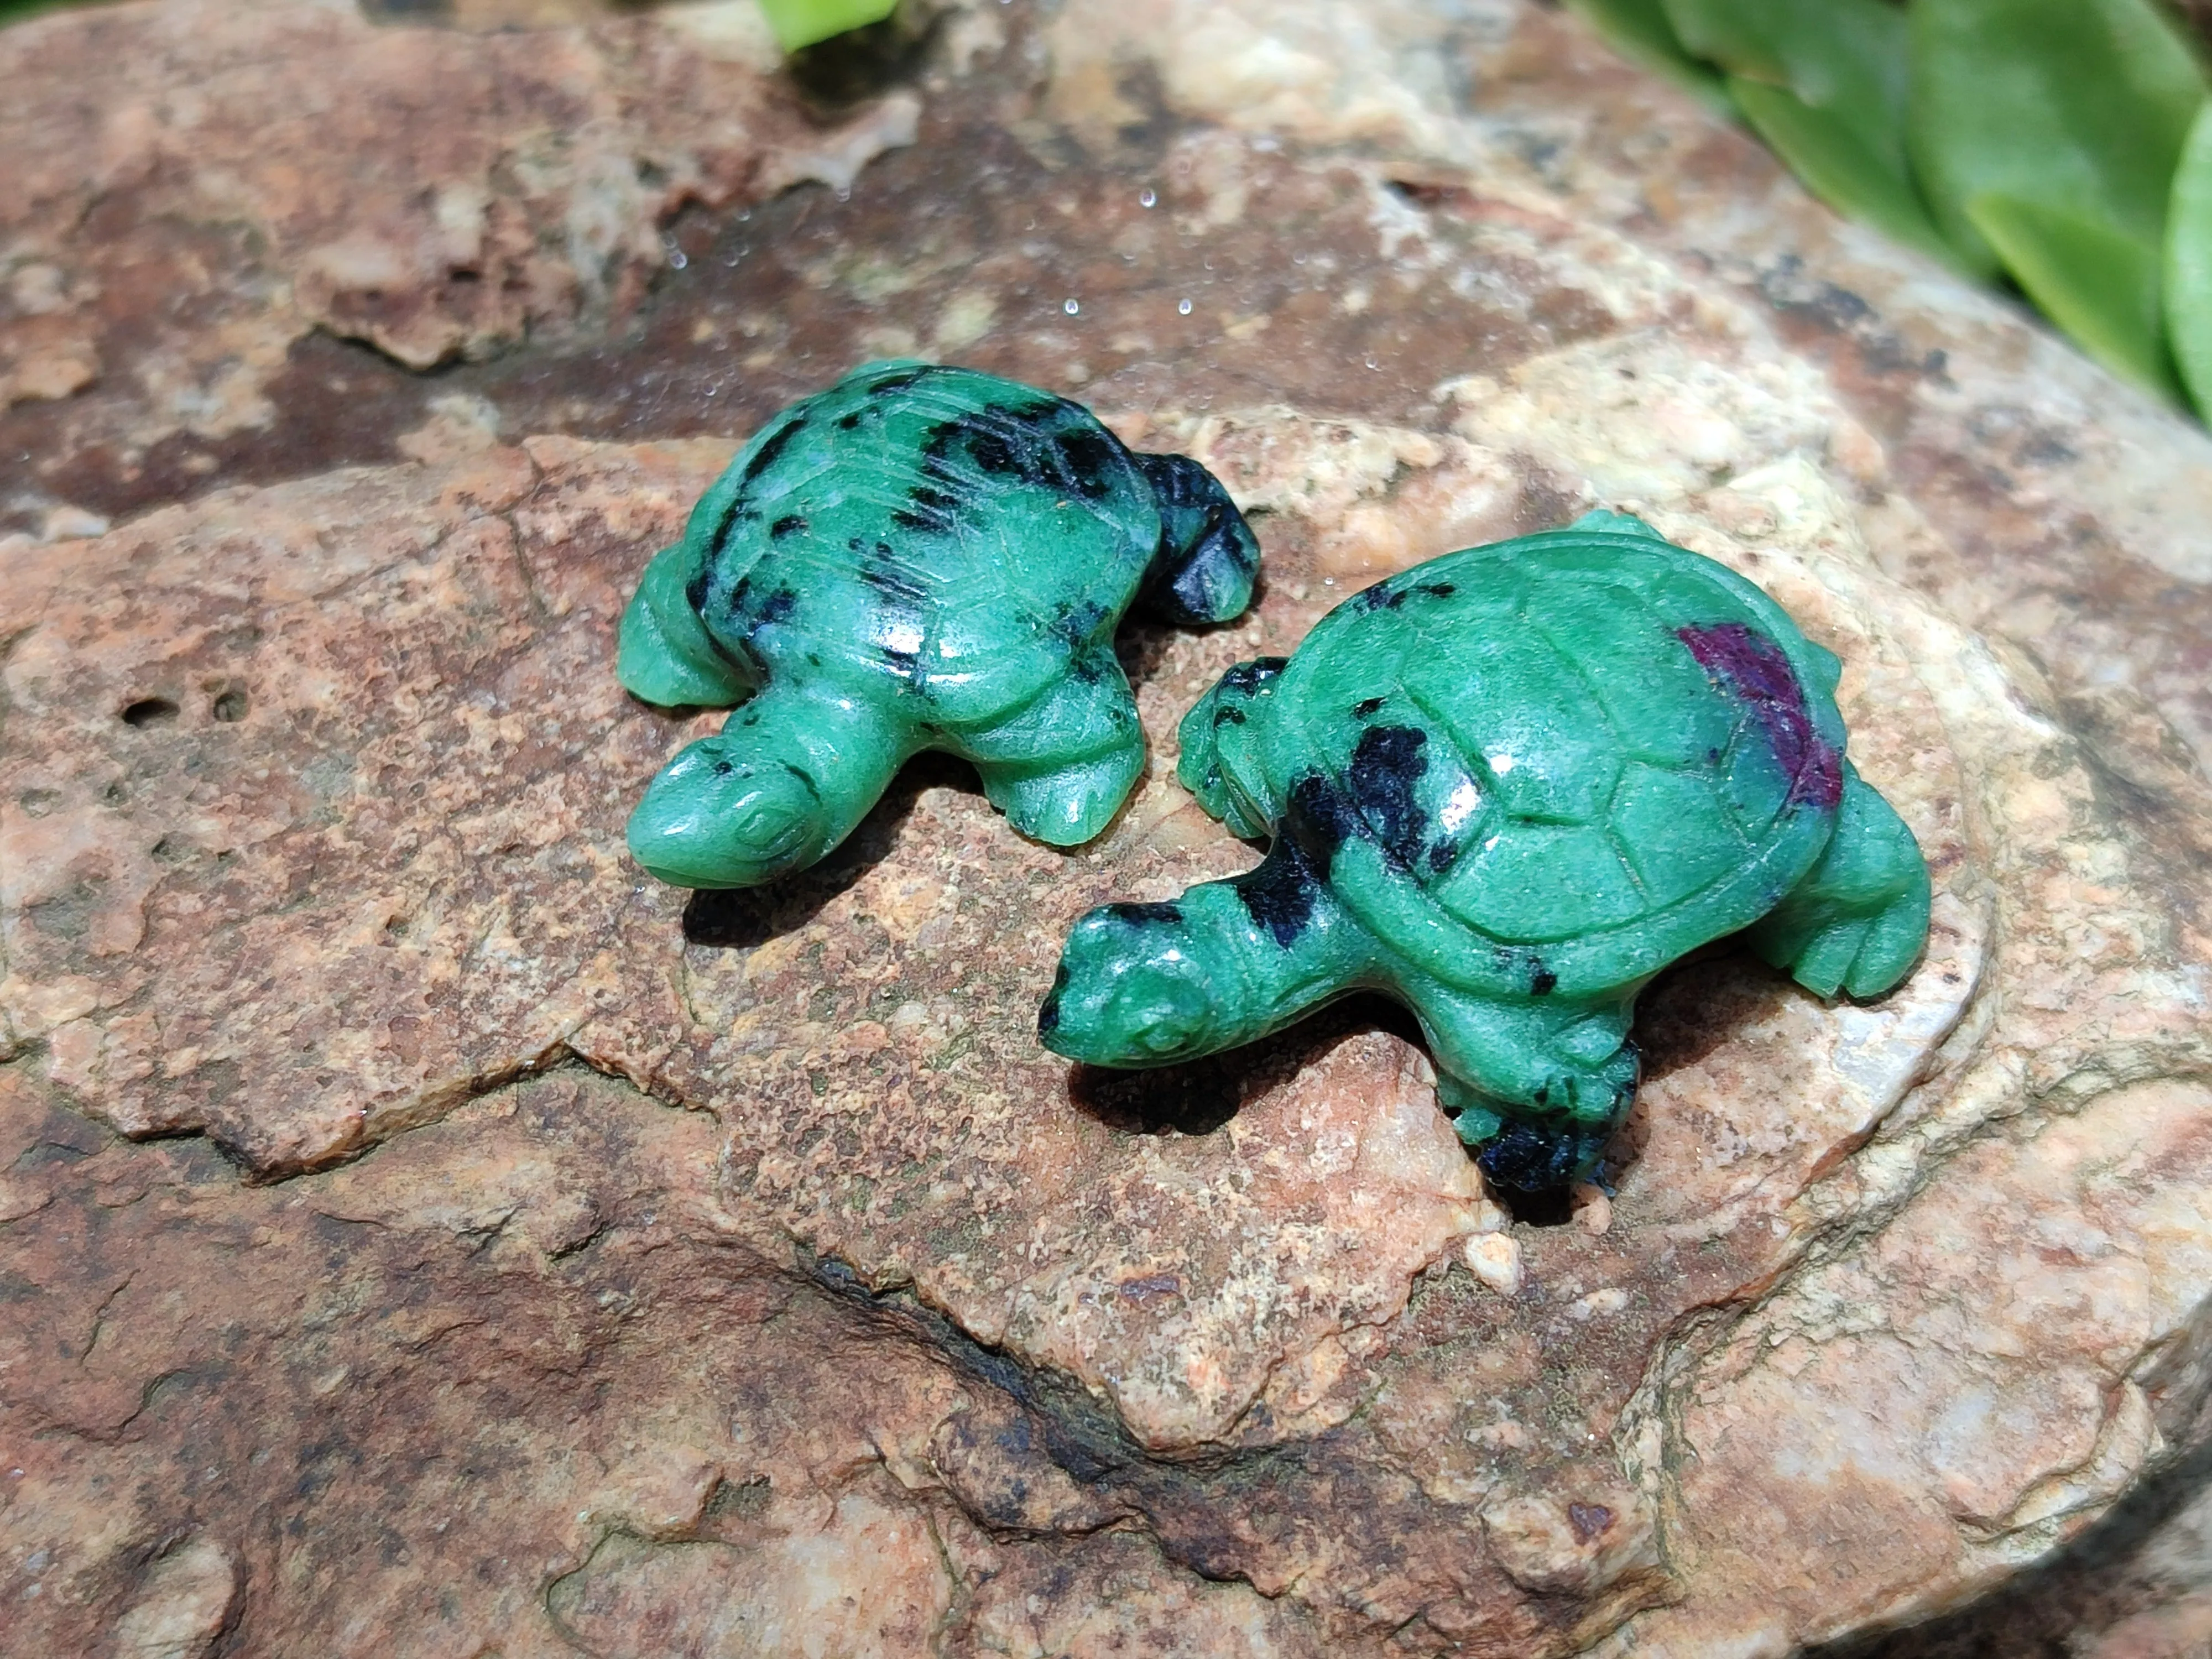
6, 0, 2212, 1654
0, 0, 917, 526
112, 1537, 238, 1659
1483, 1484, 1661, 1599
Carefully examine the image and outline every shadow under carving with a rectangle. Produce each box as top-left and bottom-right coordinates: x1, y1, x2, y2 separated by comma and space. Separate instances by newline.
1067, 992, 1423, 1138
680, 751, 977, 950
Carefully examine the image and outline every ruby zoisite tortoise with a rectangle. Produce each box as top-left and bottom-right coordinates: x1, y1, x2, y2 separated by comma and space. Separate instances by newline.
619, 361, 1261, 888
1040, 512, 1931, 1192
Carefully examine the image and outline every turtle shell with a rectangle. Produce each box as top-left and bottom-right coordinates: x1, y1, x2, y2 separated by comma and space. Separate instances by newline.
680, 361, 1159, 728
1254, 518, 1849, 996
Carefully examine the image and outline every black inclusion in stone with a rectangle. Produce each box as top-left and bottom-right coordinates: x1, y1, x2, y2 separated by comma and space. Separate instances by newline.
1213, 705, 1247, 727
891, 476, 960, 532
1281, 771, 1361, 874
1414, 582, 1457, 599
1052, 601, 1109, 684
837, 411, 863, 430
1219, 658, 1287, 698
859, 562, 928, 604
867, 367, 931, 397
1233, 833, 1327, 948
1051, 599, 1108, 649
1353, 582, 1407, 612
739, 415, 805, 485
770, 514, 807, 540
1054, 426, 1121, 499
1104, 901, 1185, 926
743, 588, 797, 644
706, 501, 764, 566
1139, 450, 1212, 512
968, 427, 1019, 476
1345, 725, 1430, 869
1530, 964, 1558, 996
1037, 963, 1069, 1036
1352, 697, 1385, 718
921, 412, 1034, 488
1475, 1119, 1582, 1193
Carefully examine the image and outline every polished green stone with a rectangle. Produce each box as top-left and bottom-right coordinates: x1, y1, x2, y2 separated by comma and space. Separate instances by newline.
1040, 512, 1931, 1193
619, 361, 1260, 890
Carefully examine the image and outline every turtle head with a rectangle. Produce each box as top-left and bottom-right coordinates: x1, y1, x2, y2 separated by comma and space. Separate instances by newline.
627, 734, 828, 890
1039, 902, 1228, 1067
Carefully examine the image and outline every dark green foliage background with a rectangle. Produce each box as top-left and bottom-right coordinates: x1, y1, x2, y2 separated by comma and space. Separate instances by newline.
1571, 0, 2212, 419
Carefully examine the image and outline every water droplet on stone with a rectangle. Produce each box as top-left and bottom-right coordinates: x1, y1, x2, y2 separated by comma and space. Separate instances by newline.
669, 249, 688, 269
1139, 187, 1157, 208
1177, 298, 1193, 315
1064, 298, 1080, 315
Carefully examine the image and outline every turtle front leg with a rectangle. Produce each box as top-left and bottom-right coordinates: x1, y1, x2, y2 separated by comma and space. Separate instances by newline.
1747, 760, 1931, 999
628, 679, 910, 889
1040, 841, 1379, 1066
617, 543, 760, 709
960, 649, 1146, 846
1402, 985, 1640, 1192
1130, 451, 1261, 625
1174, 657, 1286, 839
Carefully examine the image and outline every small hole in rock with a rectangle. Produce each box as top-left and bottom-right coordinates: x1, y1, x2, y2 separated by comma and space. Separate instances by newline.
121, 698, 180, 728
212, 690, 249, 723
1496, 1186, 1576, 1228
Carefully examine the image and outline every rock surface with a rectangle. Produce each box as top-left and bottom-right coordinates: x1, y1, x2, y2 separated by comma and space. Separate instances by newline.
0, 0, 919, 533
4, 1, 2212, 1656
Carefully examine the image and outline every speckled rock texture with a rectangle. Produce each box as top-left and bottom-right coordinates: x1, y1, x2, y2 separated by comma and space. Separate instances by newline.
0, 0, 920, 533
4, 1, 2211, 1656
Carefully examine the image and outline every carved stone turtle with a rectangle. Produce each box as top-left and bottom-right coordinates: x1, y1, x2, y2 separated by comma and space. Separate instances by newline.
619, 361, 1260, 888
1040, 512, 1931, 1192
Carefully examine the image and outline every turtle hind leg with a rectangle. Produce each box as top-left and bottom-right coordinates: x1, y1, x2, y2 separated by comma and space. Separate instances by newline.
1407, 986, 1640, 1192
618, 542, 759, 709
963, 650, 1146, 846
1131, 451, 1261, 626
1747, 762, 1932, 1000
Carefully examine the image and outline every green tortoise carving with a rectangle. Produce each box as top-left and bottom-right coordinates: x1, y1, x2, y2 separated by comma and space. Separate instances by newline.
619, 361, 1261, 888
1040, 512, 1931, 1193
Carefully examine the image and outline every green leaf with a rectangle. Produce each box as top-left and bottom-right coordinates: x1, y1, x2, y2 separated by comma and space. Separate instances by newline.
1662, 0, 1903, 116
1968, 191, 2183, 401
756, 0, 900, 54
1561, 0, 1731, 116
2166, 101, 2212, 418
1911, 0, 2207, 271
1660, 0, 1958, 270
1728, 76, 1960, 270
